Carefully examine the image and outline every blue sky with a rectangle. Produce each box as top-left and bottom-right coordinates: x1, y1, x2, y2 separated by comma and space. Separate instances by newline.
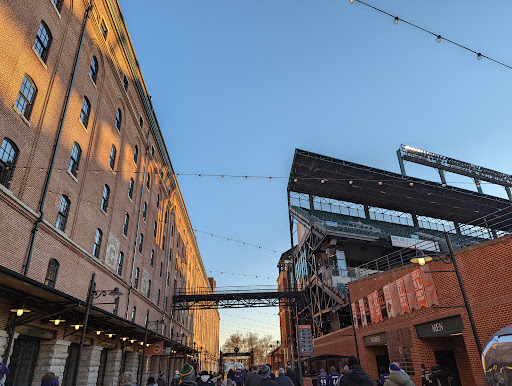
121, 0, 512, 344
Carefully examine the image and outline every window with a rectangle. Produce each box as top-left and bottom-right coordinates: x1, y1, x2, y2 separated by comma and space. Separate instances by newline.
143, 202, 147, 221
44, 259, 59, 288
151, 146, 154, 157
146, 173, 150, 189
156, 194, 160, 209
123, 213, 129, 236
164, 297, 168, 311
162, 236, 165, 251
128, 178, 134, 199
92, 228, 102, 258
166, 272, 170, 287
117, 252, 124, 276
79, 96, 90, 128
157, 289, 161, 307
133, 145, 138, 164
15, 75, 37, 119
134, 267, 140, 289
164, 211, 168, 224
147, 280, 151, 298
123, 75, 128, 90
159, 169, 163, 179
33, 21, 52, 63
101, 184, 110, 212
89, 56, 98, 83
108, 144, 116, 170
68, 142, 81, 177
150, 250, 154, 267
115, 108, 122, 132
56, 195, 70, 231
100, 19, 108, 39
0, 138, 19, 188
159, 262, 163, 278
131, 306, 136, 322
139, 116, 143, 128
138, 234, 143, 253
52, 0, 63, 12
154, 221, 157, 238
113, 297, 119, 316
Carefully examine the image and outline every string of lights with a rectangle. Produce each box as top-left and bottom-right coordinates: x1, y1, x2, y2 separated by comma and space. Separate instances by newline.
348, 0, 512, 70
194, 230, 280, 254
207, 270, 276, 280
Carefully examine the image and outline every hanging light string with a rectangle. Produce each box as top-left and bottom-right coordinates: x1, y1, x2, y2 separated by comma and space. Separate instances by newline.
349, 0, 512, 70
206, 270, 276, 280
194, 229, 281, 254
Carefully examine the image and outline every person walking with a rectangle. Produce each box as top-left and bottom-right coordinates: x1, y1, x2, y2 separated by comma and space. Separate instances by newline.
420, 364, 431, 386
339, 356, 374, 386
328, 366, 340, 386
260, 365, 278, 386
246, 366, 263, 386
198, 371, 214, 386
171, 370, 181, 386
383, 363, 414, 386
118, 372, 136, 386
285, 366, 299, 386
276, 368, 294, 386
235, 366, 245, 386
318, 368, 329, 386
0, 362, 10, 386
41, 372, 59, 386
157, 371, 168, 386
378, 367, 389, 386
429, 365, 450, 386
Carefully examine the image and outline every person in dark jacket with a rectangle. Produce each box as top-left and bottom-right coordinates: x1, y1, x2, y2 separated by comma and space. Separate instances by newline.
260, 365, 278, 386
328, 366, 340, 386
318, 369, 329, 386
246, 366, 263, 386
197, 371, 214, 386
41, 372, 59, 386
276, 368, 294, 386
157, 372, 167, 386
378, 367, 389, 386
285, 366, 299, 386
180, 363, 198, 386
170, 371, 181, 386
430, 365, 451, 386
339, 356, 375, 386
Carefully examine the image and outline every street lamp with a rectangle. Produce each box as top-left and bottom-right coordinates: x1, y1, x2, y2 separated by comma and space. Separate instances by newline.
410, 234, 483, 356
72, 273, 123, 386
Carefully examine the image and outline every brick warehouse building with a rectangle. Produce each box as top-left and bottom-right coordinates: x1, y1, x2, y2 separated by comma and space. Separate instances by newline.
0, 0, 218, 385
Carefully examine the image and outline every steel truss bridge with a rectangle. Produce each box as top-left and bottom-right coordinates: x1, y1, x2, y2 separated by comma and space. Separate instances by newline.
172, 286, 302, 310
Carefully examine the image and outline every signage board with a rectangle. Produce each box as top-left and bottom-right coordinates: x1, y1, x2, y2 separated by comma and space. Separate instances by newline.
297, 325, 314, 357
390, 236, 439, 252
223, 352, 251, 357
363, 332, 388, 346
415, 315, 463, 338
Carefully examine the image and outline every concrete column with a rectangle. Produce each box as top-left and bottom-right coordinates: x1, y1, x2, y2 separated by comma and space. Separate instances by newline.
32, 340, 71, 385
103, 348, 123, 386
76, 345, 103, 386
124, 351, 140, 381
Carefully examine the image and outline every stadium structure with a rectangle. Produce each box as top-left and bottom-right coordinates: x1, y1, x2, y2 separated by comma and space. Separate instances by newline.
284, 146, 512, 353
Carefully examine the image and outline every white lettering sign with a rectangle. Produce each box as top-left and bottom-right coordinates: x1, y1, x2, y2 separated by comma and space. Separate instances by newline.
431, 322, 444, 333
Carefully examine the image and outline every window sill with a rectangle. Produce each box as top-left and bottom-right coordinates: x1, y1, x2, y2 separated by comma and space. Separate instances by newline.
32, 46, 48, 70
12, 105, 30, 127
79, 117, 87, 132
50, 0, 62, 18
109, 166, 115, 175
100, 208, 108, 217
128, 196, 133, 203
67, 169, 78, 183
89, 74, 97, 89
122, 234, 128, 240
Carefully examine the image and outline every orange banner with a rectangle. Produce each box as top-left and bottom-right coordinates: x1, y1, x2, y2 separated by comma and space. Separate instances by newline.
373, 290, 383, 322
351, 303, 358, 329
420, 265, 439, 307
145, 341, 165, 356
403, 273, 418, 311
368, 293, 376, 324
396, 277, 410, 314
359, 298, 367, 327
383, 284, 395, 318
411, 269, 429, 309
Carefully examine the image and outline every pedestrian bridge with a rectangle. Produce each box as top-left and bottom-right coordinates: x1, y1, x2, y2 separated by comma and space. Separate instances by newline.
172, 285, 302, 310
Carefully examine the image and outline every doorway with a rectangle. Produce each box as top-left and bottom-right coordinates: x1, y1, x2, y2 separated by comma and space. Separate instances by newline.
62, 343, 80, 385
434, 350, 461, 386
376, 354, 390, 374
5, 335, 41, 386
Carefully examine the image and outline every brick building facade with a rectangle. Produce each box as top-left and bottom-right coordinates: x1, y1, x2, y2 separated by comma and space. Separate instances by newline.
0, 0, 219, 384
311, 235, 512, 385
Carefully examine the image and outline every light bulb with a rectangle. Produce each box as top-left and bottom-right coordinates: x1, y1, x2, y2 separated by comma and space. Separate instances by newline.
198, 174, 201, 178
349, 180, 353, 185
418, 257, 426, 266
17, 309, 23, 317
269, 177, 272, 181
436, 35, 442, 43
96, 331, 102, 335
130, 339, 136, 344
75, 325, 80, 330
294, 178, 298, 183
122, 337, 128, 341
394, 17, 399, 25
477, 53, 482, 60
409, 182, 414, 186
54, 320, 61, 326
221, 175, 224, 179
378, 181, 383, 185
349, 0, 354, 3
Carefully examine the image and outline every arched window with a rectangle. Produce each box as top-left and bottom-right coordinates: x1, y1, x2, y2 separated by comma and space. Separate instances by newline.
108, 144, 116, 169
164, 211, 168, 224
123, 75, 129, 90
157, 289, 161, 307
101, 184, 110, 212
115, 109, 122, 132
56, 195, 70, 231
15, 75, 37, 119
117, 252, 124, 276
142, 202, 147, 221
147, 280, 151, 298
156, 194, 160, 209
134, 267, 140, 289
89, 56, 98, 83
68, 142, 81, 177
100, 19, 108, 39
52, 0, 63, 12
146, 173, 150, 189
33, 21, 52, 63
133, 145, 138, 164
151, 146, 154, 158
153, 221, 157, 238
0, 138, 19, 188
160, 262, 163, 277
138, 233, 143, 253
131, 306, 136, 321
128, 177, 134, 199
123, 213, 129, 236
93, 228, 102, 258
150, 250, 154, 267
44, 259, 59, 288
80, 96, 91, 128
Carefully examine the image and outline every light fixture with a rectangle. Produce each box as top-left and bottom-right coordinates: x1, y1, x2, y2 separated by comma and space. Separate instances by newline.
108, 287, 123, 299
349, 180, 353, 185
71, 324, 83, 330
130, 339, 137, 344
410, 249, 433, 266
140, 341, 144, 346
244, 176, 247, 180
122, 337, 129, 341
349, 0, 354, 3
198, 174, 201, 178
146, 343, 150, 347
293, 178, 298, 183
477, 53, 482, 60
269, 177, 272, 181
49, 317, 65, 326
378, 181, 383, 185
436, 35, 442, 43
394, 17, 399, 25
409, 182, 414, 186
106, 333, 116, 338
96, 330, 104, 335
10, 306, 30, 317
221, 175, 224, 179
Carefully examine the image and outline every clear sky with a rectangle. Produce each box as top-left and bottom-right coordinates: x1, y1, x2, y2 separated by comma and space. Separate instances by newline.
120, 0, 512, 346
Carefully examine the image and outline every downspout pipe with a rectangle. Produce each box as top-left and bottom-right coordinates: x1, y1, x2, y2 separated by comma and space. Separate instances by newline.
24, 2, 93, 276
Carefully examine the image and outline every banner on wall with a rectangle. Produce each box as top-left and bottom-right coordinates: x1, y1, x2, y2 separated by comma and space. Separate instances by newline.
396, 277, 410, 314
420, 265, 440, 307
372, 290, 384, 322
351, 302, 359, 329
383, 284, 395, 318
403, 273, 419, 311
411, 268, 429, 309
368, 292, 376, 324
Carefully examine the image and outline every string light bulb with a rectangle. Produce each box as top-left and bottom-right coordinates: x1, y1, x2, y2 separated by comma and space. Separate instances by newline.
394, 17, 399, 25
269, 177, 272, 181
349, 180, 353, 185
349, 0, 354, 3
436, 35, 442, 43
130, 339, 137, 343
107, 333, 116, 338
477, 53, 482, 60
293, 178, 298, 183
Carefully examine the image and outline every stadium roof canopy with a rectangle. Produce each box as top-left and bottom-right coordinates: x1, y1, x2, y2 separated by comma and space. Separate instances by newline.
288, 149, 512, 230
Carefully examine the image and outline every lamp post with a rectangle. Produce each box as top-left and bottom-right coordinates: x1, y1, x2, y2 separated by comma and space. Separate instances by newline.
410, 233, 483, 357
137, 313, 166, 386
72, 273, 123, 386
